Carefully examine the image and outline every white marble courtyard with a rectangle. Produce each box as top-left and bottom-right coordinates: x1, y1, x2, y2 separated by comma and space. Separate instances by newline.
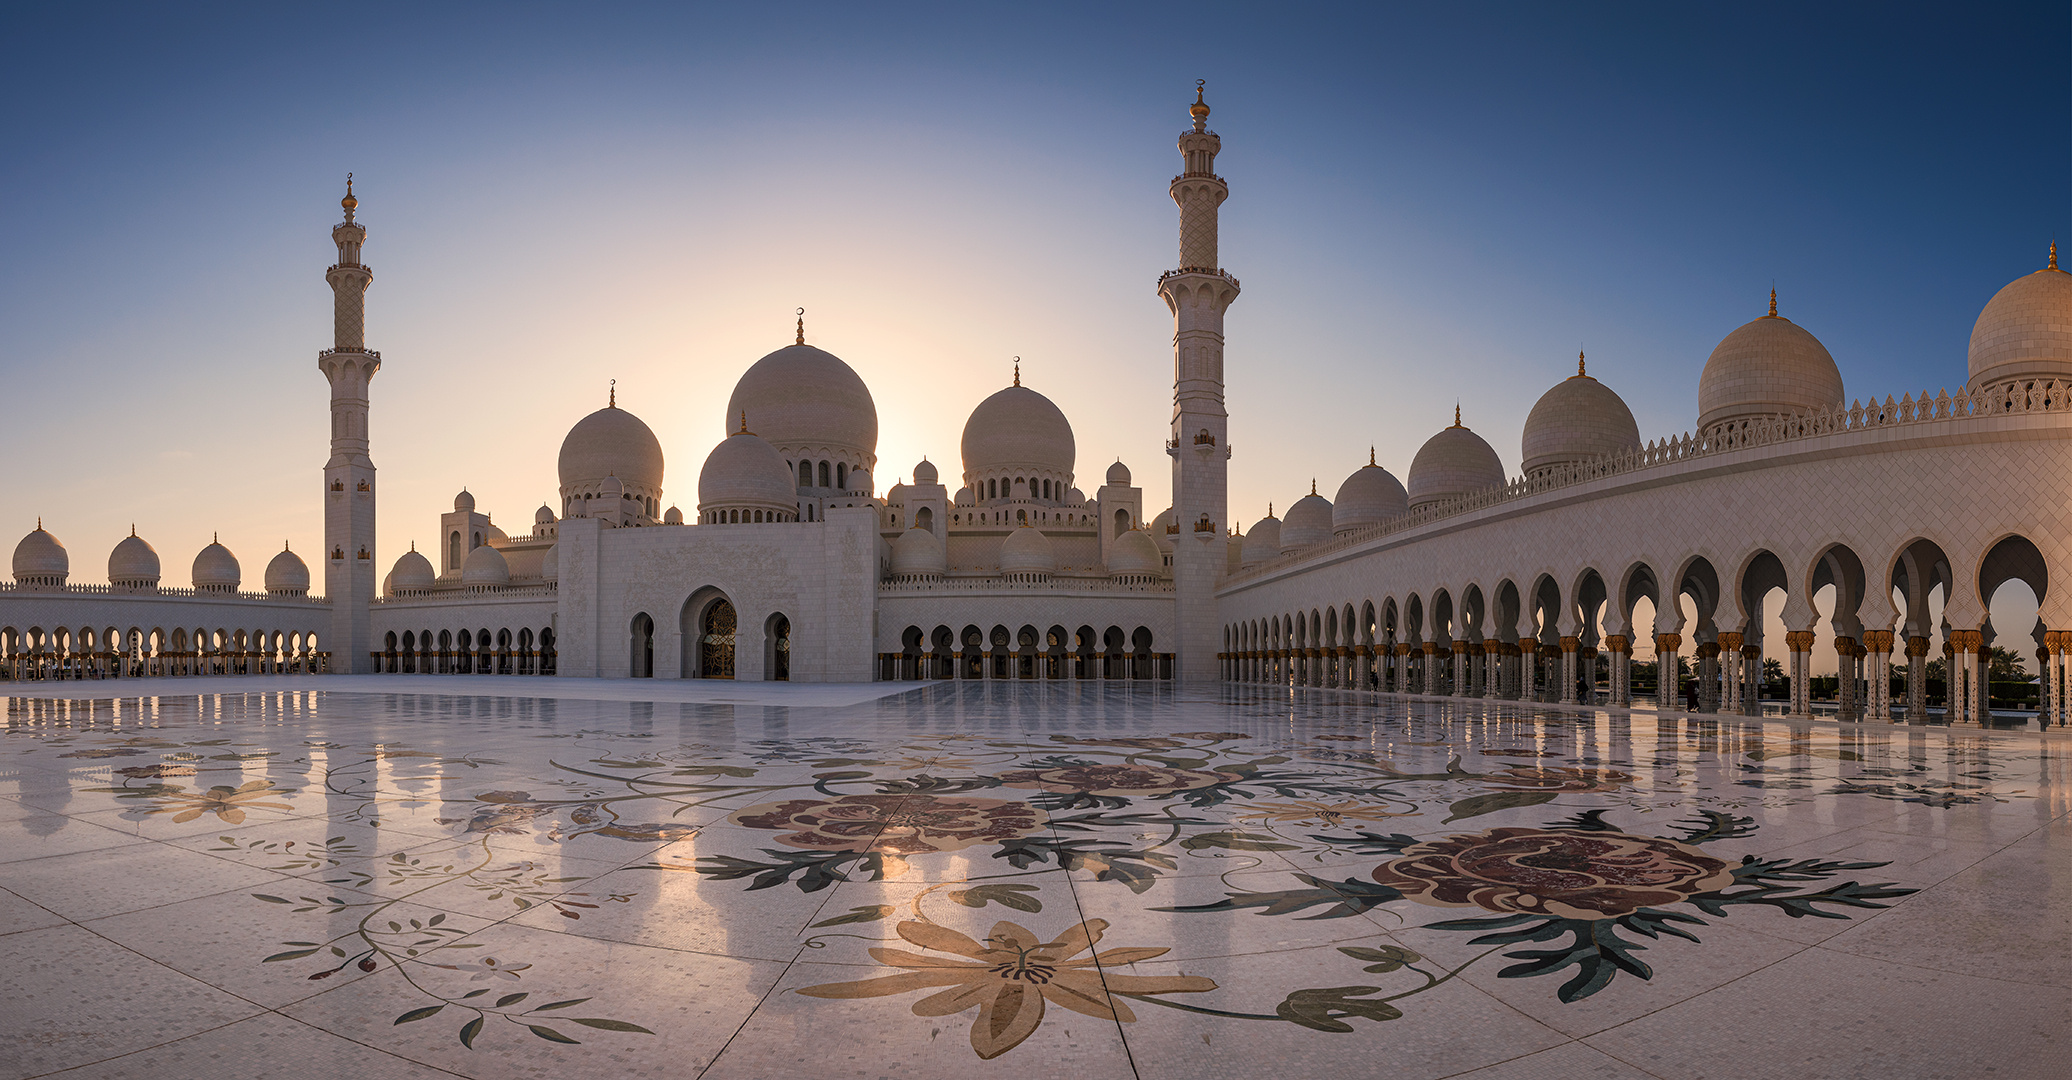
1, 680, 2066, 1079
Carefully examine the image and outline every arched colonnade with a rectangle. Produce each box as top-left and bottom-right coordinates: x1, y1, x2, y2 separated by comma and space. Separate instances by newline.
1, 624, 331, 680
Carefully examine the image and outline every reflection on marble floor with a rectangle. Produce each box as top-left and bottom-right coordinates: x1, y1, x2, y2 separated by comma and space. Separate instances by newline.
2, 683, 2068, 1079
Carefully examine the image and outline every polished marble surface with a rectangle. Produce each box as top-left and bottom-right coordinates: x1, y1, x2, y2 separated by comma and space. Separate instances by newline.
2, 682, 2067, 1078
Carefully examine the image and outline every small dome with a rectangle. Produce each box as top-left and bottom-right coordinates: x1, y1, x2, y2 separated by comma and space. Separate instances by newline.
890, 526, 946, 578
264, 546, 310, 594
461, 543, 510, 586
534, 504, 556, 525
1241, 514, 1282, 567
1332, 459, 1408, 534
192, 540, 241, 591
454, 489, 476, 513
698, 430, 800, 516
1521, 360, 1642, 475
1407, 421, 1505, 510
1106, 460, 1131, 485
1968, 258, 2072, 389
1065, 487, 1084, 504
961, 383, 1076, 482
726, 344, 880, 461
913, 459, 939, 486
558, 404, 665, 490
1107, 529, 1162, 578
1696, 298, 1844, 430
663, 505, 683, 525
107, 531, 160, 586
388, 548, 436, 594
1280, 487, 1334, 553
539, 543, 558, 582
1149, 507, 1176, 552
13, 525, 68, 583
846, 467, 873, 496
954, 485, 975, 505
484, 521, 510, 544
601, 474, 624, 499
886, 481, 910, 504
999, 525, 1059, 576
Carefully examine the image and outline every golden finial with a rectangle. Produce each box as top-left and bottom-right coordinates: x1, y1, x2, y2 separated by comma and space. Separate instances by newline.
608, 379, 616, 408
739, 410, 750, 434
341, 172, 357, 219
130, 523, 136, 537
1767, 287, 1778, 318
1369, 446, 1377, 467
410, 540, 416, 552
1578, 350, 1587, 377
795, 308, 805, 346
284, 539, 290, 551
36, 517, 41, 530
1453, 403, 1462, 428
1267, 502, 1273, 518
1013, 356, 1021, 387
213, 532, 219, 544
2052, 241, 2060, 272
1191, 80, 1210, 129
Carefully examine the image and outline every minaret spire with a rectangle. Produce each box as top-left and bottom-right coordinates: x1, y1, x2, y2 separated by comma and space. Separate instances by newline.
318, 179, 381, 673
1160, 80, 1239, 687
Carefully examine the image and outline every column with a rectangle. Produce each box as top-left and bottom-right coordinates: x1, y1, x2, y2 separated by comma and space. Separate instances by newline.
1482, 642, 1501, 701
1655, 633, 1682, 710
1695, 642, 1720, 713
1863, 630, 1893, 722
1784, 630, 1815, 719
1604, 635, 1631, 707
1520, 640, 1539, 701
1905, 636, 1928, 720
1717, 633, 1744, 714
1452, 641, 1468, 697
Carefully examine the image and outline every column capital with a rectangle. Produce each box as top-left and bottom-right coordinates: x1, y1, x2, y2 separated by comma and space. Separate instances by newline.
1949, 629, 1985, 651
1784, 631, 1817, 650
1559, 636, 1580, 653
1906, 635, 1931, 656
1655, 633, 1682, 653
1863, 630, 1894, 651
1717, 632, 1744, 651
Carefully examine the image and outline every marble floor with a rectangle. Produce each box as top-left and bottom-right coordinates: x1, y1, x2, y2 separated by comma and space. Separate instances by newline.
1, 681, 2066, 1079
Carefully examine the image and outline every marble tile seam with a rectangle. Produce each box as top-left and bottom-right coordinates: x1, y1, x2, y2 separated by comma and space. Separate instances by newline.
1427, 1039, 1673, 1080
1043, 812, 1149, 1080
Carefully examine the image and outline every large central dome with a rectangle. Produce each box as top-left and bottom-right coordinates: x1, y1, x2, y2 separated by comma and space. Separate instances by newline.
960, 383, 1076, 485
725, 344, 879, 465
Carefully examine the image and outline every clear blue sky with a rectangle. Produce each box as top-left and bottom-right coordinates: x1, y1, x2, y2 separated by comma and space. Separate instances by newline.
1, 2, 2065, 617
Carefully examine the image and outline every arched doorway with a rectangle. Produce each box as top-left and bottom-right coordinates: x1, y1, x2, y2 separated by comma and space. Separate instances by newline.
629, 613, 654, 678
701, 600, 737, 679
766, 613, 790, 681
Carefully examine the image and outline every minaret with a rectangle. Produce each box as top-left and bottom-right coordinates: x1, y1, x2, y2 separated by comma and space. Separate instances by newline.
319, 177, 380, 673
1160, 82, 1239, 688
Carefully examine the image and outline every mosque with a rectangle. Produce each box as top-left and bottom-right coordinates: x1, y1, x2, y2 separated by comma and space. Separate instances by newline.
6, 86, 2071, 727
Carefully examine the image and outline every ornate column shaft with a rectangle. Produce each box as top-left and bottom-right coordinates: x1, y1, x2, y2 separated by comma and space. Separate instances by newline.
1656, 634, 1683, 710
1784, 631, 1816, 718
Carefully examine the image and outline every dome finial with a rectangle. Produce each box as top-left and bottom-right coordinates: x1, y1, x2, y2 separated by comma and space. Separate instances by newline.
739, 410, 750, 434
608, 379, 616, 408
284, 539, 290, 552
1578, 349, 1587, 377
341, 172, 357, 220
796, 307, 805, 346
213, 531, 218, 544
1767, 287, 1778, 318
1453, 403, 1462, 428
1369, 446, 1377, 467
1190, 79, 1210, 131
1013, 356, 1021, 387
130, 523, 136, 537
1310, 478, 1317, 496
1267, 502, 1273, 518
2052, 240, 2060, 272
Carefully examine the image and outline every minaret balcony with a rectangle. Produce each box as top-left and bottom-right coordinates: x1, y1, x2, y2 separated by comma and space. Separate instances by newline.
1157, 267, 1240, 289
319, 347, 382, 360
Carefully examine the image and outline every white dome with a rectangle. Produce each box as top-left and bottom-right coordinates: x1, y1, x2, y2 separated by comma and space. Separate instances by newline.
999, 526, 1059, 576
961, 384, 1076, 483
539, 543, 559, 582
484, 521, 509, 544
454, 489, 476, 513
107, 532, 159, 586
461, 543, 510, 586
1407, 421, 1505, 510
558, 404, 665, 491
13, 525, 68, 583
1149, 507, 1176, 552
886, 481, 910, 504
1241, 515, 1281, 567
192, 541, 241, 591
913, 459, 939, 485
1332, 460, 1408, 534
264, 546, 310, 594
1968, 260, 2072, 389
1106, 460, 1130, 485
388, 549, 436, 594
698, 430, 799, 516
534, 504, 556, 525
846, 467, 873, 496
1522, 361, 1642, 475
1107, 529, 1162, 578
1696, 301, 1844, 430
663, 506, 683, 525
890, 526, 945, 578
1280, 487, 1333, 552
725, 344, 879, 461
